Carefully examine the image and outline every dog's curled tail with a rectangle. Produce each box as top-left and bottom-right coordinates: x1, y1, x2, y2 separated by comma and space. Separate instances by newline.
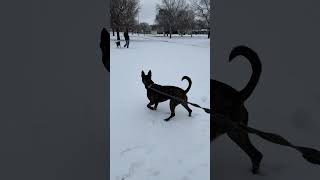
229, 46, 262, 102
182, 76, 192, 93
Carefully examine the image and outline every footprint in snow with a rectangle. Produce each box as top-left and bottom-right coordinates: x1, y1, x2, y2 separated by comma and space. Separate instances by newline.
120, 145, 154, 156
121, 161, 145, 180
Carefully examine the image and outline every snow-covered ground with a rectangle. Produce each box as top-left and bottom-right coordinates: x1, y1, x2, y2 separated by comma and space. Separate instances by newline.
110, 34, 210, 180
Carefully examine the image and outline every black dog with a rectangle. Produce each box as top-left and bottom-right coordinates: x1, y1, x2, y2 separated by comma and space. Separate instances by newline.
141, 70, 192, 121
212, 46, 263, 173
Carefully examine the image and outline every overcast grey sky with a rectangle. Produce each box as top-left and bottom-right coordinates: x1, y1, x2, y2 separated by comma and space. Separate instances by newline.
139, 0, 159, 24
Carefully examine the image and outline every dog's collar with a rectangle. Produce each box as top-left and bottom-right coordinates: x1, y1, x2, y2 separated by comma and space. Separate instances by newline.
147, 83, 154, 89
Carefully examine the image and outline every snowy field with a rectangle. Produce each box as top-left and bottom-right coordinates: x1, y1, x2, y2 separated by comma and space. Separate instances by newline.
110, 34, 210, 180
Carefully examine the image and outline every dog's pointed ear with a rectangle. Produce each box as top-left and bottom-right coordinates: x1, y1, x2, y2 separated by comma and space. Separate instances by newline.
141, 70, 145, 76
147, 70, 152, 76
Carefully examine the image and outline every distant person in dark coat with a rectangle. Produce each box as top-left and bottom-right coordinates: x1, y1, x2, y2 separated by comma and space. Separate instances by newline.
124, 32, 130, 48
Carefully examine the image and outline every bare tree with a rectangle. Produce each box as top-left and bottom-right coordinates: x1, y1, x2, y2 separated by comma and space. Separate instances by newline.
111, 0, 140, 39
156, 0, 188, 38
139, 22, 151, 35
187, 9, 196, 37
192, 0, 211, 38
155, 8, 170, 36
176, 8, 195, 37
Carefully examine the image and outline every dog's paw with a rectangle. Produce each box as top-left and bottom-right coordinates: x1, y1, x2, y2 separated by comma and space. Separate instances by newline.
251, 168, 260, 174
147, 106, 155, 110
251, 164, 261, 174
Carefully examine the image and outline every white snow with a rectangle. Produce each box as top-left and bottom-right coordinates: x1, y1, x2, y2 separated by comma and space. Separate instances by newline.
110, 34, 210, 180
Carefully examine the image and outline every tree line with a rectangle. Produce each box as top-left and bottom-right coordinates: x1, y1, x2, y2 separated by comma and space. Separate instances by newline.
111, 0, 211, 39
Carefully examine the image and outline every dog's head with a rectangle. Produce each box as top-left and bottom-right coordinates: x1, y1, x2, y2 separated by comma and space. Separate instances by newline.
141, 70, 153, 87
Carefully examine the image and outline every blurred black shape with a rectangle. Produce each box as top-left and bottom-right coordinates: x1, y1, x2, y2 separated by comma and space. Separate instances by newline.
100, 28, 110, 72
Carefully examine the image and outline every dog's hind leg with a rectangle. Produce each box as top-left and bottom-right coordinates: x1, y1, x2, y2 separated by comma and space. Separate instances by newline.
164, 100, 178, 121
154, 102, 159, 110
181, 103, 192, 117
228, 107, 263, 174
227, 129, 263, 174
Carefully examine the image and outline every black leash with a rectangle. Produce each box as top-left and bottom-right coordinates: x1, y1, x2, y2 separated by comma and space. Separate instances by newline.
214, 113, 320, 165
148, 84, 211, 114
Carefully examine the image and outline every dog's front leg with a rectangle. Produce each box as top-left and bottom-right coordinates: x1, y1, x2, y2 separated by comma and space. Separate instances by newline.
154, 102, 159, 110
147, 101, 155, 110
